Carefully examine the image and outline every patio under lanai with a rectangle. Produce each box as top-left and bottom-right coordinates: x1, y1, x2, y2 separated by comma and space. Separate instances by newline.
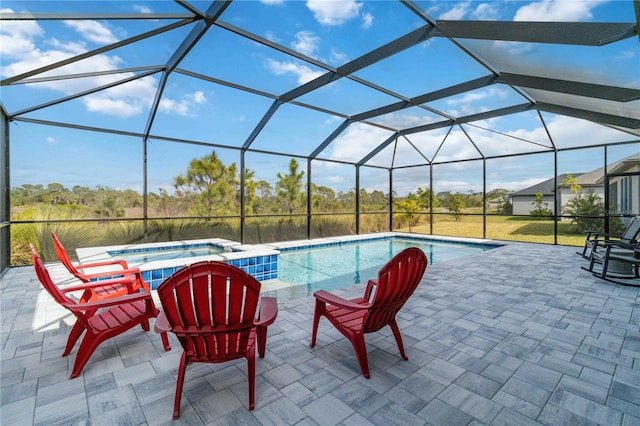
2, 241, 639, 425
1, 1, 640, 425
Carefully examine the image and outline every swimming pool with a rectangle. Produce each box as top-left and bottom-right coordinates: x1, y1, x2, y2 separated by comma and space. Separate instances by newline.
266, 236, 497, 299
77, 233, 501, 295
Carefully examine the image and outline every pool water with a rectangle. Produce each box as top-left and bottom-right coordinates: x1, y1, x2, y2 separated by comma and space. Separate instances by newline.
108, 244, 225, 265
274, 237, 493, 294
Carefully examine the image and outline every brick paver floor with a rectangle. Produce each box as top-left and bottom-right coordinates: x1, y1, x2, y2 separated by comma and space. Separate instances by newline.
2, 240, 639, 425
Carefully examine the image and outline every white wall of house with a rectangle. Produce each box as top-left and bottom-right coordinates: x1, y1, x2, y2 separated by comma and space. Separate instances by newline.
610, 166, 639, 216
511, 186, 605, 216
512, 195, 554, 215
559, 186, 605, 216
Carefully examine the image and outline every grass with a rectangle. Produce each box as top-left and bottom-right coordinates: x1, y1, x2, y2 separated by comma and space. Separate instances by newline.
396, 214, 585, 246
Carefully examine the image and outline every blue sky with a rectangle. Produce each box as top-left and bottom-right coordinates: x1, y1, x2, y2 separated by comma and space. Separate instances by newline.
1, 0, 638, 196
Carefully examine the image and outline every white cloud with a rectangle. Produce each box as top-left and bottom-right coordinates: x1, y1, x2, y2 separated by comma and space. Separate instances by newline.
0, 8, 43, 57
327, 123, 394, 163
192, 91, 206, 104
46, 137, 57, 144
260, 0, 284, 4
292, 31, 320, 57
440, 2, 471, 20
159, 91, 208, 117
306, 0, 363, 25
514, 0, 603, 21
444, 87, 509, 116
488, 177, 548, 192
64, 20, 119, 44
471, 3, 500, 20
0, 14, 204, 119
265, 30, 280, 43
264, 58, 324, 84
361, 12, 373, 29
330, 48, 348, 64
544, 114, 633, 145
85, 95, 144, 117
433, 179, 482, 194
133, 5, 153, 13
373, 112, 438, 129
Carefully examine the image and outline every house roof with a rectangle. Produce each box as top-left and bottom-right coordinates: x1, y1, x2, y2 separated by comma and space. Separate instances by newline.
510, 153, 640, 196
510, 173, 580, 197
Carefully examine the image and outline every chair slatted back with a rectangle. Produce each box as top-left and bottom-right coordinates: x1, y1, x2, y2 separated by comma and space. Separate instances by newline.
157, 261, 262, 363
622, 216, 640, 242
30, 245, 77, 308
52, 231, 83, 278
363, 247, 427, 333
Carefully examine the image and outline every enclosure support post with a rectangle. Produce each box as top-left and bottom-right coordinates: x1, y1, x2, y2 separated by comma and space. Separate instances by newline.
240, 151, 246, 244
389, 169, 393, 232
553, 150, 558, 245
143, 137, 148, 243
429, 164, 433, 235
603, 146, 609, 235
482, 158, 487, 239
355, 165, 360, 235
307, 160, 312, 240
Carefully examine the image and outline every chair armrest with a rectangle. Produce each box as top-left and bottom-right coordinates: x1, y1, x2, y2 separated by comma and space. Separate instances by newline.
363, 279, 377, 301
585, 230, 603, 240
255, 297, 278, 326
77, 267, 141, 281
600, 240, 637, 250
585, 230, 624, 242
154, 310, 172, 333
313, 290, 370, 311
60, 276, 137, 294
66, 291, 152, 311
77, 259, 129, 271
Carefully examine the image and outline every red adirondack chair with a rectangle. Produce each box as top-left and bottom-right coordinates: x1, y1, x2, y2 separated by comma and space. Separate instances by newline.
31, 245, 170, 378
155, 261, 278, 419
310, 247, 427, 378
52, 231, 147, 298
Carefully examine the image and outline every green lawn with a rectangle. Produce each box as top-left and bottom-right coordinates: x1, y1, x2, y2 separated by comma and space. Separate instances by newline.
397, 215, 585, 246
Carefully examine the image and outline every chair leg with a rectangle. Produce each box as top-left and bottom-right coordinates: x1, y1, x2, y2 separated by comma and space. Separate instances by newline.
256, 325, 268, 358
247, 347, 256, 410
172, 352, 188, 420
160, 332, 171, 351
588, 254, 598, 272
389, 319, 408, 361
309, 299, 324, 348
581, 244, 589, 259
64, 321, 85, 357
600, 255, 610, 279
349, 333, 370, 379
140, 318, 150, 332
70, 332, 101, 378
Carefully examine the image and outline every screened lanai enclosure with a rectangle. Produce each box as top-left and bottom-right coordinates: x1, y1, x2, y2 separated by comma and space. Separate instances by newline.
1, 0, 639, 273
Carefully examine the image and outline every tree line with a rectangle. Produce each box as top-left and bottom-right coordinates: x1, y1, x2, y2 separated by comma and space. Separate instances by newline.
11, 150, 514, 220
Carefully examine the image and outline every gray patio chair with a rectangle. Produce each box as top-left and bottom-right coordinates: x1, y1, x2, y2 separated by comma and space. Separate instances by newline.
586, 239, 640, 285
579, 216, 640, 259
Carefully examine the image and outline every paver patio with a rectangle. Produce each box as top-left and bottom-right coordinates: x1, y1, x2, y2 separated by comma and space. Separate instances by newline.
2, 241, 639, 425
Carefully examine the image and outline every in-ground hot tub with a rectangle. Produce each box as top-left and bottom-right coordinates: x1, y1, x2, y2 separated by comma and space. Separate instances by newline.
76, 238, 279, 289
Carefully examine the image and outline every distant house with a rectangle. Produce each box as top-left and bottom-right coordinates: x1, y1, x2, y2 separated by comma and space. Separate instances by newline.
510, 153, 640, 217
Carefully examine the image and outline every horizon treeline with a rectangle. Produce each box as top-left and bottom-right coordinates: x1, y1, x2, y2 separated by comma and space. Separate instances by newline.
10, 150, 513, 221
